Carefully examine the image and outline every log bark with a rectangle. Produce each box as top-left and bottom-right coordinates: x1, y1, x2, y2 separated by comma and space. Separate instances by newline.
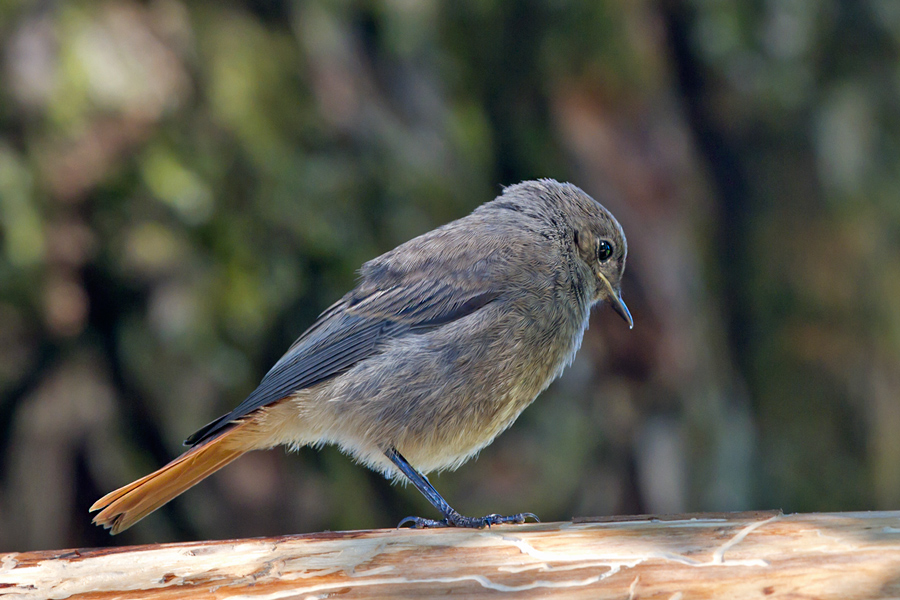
3, 510, 900, 599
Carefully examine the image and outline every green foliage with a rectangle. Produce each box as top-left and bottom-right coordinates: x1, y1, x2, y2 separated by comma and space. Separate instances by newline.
1, 0, 899, 551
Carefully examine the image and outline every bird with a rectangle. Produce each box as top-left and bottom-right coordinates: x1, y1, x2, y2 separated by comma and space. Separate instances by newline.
91, 178, 632, 534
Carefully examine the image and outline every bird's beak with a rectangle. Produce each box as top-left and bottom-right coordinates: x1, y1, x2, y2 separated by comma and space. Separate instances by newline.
598, 272, 633, 329
610, 291, 633, 329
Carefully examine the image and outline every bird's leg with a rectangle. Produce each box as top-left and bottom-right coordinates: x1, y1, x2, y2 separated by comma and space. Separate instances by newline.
385, 447, 538, 529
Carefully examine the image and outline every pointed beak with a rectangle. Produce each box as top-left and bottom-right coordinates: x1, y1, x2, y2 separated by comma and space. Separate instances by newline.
610, 291, 633, 329
597, 272, 634, 329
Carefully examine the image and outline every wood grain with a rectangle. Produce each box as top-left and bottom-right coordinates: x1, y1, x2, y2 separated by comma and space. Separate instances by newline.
3, 511, 900, 599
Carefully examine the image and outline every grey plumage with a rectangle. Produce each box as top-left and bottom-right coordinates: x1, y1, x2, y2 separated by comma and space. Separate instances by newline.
92, 178, 631, 533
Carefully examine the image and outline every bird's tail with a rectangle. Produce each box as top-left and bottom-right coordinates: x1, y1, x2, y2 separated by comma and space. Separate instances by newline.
90, 422, 252, 534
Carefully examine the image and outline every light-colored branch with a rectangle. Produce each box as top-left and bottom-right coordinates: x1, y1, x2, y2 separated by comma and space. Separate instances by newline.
3, 511, 900, 599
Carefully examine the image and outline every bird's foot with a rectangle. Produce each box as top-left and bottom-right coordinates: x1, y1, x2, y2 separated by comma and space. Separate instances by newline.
398, 512, 539, 529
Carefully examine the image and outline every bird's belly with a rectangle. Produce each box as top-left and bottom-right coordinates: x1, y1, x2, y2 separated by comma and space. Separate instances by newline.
309, 309, 588, 475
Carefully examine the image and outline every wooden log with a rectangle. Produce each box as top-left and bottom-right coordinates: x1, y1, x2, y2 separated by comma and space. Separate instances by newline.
3, 510, 900, 599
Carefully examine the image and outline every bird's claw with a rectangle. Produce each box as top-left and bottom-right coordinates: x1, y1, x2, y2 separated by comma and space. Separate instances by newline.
397, 512, 539, 529
483, 512, 540, 526
397, 516, 449, 528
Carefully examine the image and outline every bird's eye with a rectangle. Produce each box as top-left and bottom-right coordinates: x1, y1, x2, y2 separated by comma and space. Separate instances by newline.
597, 240, 613, 262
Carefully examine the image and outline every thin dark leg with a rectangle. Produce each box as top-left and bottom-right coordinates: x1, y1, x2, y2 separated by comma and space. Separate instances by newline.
385, 447, 538, 528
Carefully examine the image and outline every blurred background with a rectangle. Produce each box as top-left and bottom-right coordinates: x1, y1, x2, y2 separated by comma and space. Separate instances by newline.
1, 0, 899, 552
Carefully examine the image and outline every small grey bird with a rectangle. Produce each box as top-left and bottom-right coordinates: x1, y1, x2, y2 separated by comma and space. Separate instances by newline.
91, 179, 632, 533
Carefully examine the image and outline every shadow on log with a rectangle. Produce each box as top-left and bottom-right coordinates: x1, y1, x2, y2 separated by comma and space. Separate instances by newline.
3, 511, 900, 598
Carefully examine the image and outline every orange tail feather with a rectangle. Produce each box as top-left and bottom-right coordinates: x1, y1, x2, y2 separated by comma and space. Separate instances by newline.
91, 424, 250, 534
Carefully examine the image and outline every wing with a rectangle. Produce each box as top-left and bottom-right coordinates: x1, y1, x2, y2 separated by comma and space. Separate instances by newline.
184, 279, 501, 447
184, 214, 530, 447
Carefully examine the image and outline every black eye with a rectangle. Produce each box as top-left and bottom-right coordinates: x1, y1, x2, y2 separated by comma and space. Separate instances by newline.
597, 240, 613, 262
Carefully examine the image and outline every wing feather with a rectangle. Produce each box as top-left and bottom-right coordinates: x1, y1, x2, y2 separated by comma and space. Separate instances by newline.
185, 220, 518, 446
185, 283, 500, 446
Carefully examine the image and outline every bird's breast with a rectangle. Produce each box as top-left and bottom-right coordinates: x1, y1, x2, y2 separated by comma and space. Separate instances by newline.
311, 291, 591, 474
